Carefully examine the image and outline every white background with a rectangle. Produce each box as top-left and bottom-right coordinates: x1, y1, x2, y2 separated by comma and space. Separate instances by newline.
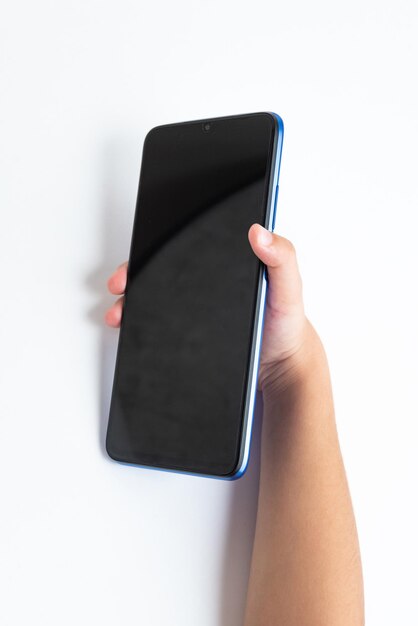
1, 1, 417, 624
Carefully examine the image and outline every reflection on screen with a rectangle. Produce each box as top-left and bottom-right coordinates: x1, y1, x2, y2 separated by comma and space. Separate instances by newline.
107, 115, 275, 475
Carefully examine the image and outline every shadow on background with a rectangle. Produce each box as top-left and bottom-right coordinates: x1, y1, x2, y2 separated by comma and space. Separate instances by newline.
219, 395, 263, 626
86, 136, 140, 456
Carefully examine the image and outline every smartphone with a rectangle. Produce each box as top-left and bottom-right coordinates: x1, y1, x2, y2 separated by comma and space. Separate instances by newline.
106, 112, 284, 479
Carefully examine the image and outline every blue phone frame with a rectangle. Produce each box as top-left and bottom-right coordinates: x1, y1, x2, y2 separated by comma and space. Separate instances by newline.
106, 112, 284, 480
229, 111, 284, 480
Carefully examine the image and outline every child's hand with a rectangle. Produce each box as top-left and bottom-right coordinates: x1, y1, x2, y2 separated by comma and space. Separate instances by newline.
247, 224, 312, 394
105, 224, 311, 396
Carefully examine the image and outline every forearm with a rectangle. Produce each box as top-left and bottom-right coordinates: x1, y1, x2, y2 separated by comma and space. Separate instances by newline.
244, 322, 364, 626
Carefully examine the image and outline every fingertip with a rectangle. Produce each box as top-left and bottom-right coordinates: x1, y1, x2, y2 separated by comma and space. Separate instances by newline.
248, 223, 274, 259
248, 224, 273, 245
104, 306, 121, 328
248, 223, 259, 241
248, 224, 298, 270
255, 224, 274, 248
107, 265, 127, 295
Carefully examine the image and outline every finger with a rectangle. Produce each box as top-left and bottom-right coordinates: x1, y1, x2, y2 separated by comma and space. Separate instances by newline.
107, 262, 128, 295
104, 296, 124, 328
248, 224, 303, 315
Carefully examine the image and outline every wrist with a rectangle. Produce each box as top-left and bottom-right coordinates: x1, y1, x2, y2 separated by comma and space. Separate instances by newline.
260, 320, 330, 403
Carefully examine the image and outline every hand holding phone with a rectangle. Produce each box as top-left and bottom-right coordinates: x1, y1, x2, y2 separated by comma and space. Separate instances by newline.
105, 113, 287, 478
107, 223, 306, 388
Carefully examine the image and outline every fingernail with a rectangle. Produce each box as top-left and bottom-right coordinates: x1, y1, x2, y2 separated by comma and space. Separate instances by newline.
258, 227, 273, 247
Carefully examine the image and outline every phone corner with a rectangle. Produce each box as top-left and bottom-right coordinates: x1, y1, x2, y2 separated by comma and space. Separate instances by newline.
270, 112, 284, 136
220, 454, 250, 481
104, 434, 118, 462
142, 123, 165, 150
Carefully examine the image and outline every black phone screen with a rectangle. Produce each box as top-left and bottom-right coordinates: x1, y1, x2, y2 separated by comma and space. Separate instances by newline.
106, 113, 277, 476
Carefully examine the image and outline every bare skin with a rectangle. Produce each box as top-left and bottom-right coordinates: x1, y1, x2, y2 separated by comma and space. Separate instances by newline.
105, 223, 365, 626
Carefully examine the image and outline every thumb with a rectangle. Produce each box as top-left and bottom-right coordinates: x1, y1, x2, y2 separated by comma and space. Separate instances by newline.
248, 223, 304, 316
